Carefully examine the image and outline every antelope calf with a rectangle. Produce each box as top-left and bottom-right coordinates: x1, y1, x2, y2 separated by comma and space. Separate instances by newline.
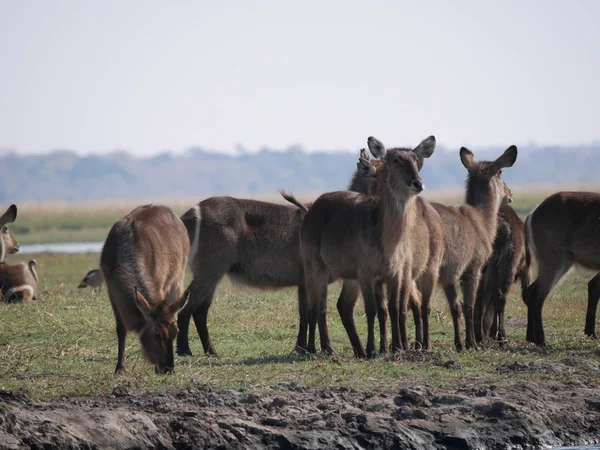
101, 204, 190, 374
177, 155, 387, 357
78, 269, 104, 293
296, 136, 439, 357
1, 260, 40, 302
428, 146, 518, 351
475, 205, 529, 344
524, 191, 600, 346
0, 205, 41, 303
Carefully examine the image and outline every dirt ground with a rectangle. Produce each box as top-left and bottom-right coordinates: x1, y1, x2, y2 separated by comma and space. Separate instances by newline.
2, 371, 600, 450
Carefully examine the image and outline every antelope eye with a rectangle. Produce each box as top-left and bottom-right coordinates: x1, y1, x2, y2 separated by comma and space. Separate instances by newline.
2, 226, 7, 233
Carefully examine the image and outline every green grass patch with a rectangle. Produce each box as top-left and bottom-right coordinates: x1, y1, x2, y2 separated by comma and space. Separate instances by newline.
1, 252, 599, 400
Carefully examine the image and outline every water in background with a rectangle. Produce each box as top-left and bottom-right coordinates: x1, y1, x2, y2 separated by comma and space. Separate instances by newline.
554, 446, 600, 450
19, 242, 104, 254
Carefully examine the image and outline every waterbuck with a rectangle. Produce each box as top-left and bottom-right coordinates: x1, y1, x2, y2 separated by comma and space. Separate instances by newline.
101, 204, 190, 374
426, 146, 518, 351
177, 150, 395, 357
296, 136, 438, 357
0, 260, 40, 302
523, 191, 600, 346
0, 205, 18, 262
0, 205, 40, 302
474, 205, 530, 344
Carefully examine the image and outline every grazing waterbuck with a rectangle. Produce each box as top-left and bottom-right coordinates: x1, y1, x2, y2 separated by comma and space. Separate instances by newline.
101, 204, 190, 374
475, 205, 529, 344
177, 154, 389, 357
296, 136, 438, 357
524, 191, 600, 345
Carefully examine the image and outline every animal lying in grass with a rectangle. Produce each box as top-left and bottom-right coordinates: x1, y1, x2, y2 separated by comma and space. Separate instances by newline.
0, 204, 42, 302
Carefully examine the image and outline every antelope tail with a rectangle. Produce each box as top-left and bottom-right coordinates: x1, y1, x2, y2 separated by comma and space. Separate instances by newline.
279, 189, 308, 213
28, 260, 39, 282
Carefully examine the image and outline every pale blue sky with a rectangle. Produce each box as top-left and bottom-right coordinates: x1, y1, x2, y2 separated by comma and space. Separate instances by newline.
1, 1, 599, 155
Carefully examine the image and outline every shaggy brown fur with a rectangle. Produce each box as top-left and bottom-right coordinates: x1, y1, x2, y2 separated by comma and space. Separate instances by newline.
295, 136, 438, 357
427, 146, 518, 350
474, 205, 530, 344
101, 204, 190, 374
177, 154, 389, 357
524, 191, 600, 345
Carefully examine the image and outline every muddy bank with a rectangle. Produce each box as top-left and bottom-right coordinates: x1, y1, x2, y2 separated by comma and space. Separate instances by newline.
1, 379, 600, 450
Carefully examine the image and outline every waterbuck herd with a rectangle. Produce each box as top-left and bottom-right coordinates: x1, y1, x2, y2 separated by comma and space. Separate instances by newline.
1, 136, 599, 375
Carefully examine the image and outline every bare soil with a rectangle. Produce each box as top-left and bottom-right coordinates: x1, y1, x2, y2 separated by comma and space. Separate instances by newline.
2, 375, 600, 450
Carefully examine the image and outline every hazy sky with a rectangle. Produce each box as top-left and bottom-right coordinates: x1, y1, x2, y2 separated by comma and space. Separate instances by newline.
1, 1, 599, 155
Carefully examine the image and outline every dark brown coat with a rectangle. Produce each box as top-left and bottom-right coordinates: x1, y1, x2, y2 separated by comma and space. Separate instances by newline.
297, 136, 439, 357
475, 205, 529, 343
524, 191, 600, 345
177, 154, 387, 357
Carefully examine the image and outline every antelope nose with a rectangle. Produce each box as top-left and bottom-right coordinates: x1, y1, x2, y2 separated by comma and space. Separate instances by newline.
411, 179, 424, 192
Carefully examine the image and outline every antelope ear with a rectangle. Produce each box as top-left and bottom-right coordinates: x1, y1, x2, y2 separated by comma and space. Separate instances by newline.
367, 137, 386, 159
485, 145, 518, 177
460, 147, 475, 169
495, 145, 518, 169
169, 290, 190, 316
134, 287, 153, 322
357, 157, 377, 178
359, 148, 370, 161
0, 204, 17, 227
413, 136, 436, 159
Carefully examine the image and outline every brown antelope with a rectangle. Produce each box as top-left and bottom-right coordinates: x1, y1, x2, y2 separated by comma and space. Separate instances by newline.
78, 269, 104, 293
101, 204, 190, 374
320, 149, 427, 356
474, 205, 530, 344
0, 260, 40, 302
304, 144, 518, 354
177, 151, 397, 357
295, 136, 439, 357
423, 146, 518, 351
523, 191, 600, 346
0, 205, 41, 303
0, 205, 18, 262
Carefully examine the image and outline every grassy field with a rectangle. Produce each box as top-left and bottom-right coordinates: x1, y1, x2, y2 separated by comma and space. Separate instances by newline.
10, 185, 595, 245
1, 251, 599, 400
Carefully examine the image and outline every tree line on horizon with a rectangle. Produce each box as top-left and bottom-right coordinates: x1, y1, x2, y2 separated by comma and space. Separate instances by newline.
0, 143, 598, 202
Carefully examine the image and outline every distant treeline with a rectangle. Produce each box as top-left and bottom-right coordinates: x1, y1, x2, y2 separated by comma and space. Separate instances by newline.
0, 143, 598, 202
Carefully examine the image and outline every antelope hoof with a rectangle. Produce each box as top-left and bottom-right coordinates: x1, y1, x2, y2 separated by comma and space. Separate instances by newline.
466, 341, 479, 351
295, 344, 311, 355
366, 349, 378, 359
584, 330, 598, 340
177, 349, 193, 357
321, 343, 335, 355
353, 347, 367, 359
